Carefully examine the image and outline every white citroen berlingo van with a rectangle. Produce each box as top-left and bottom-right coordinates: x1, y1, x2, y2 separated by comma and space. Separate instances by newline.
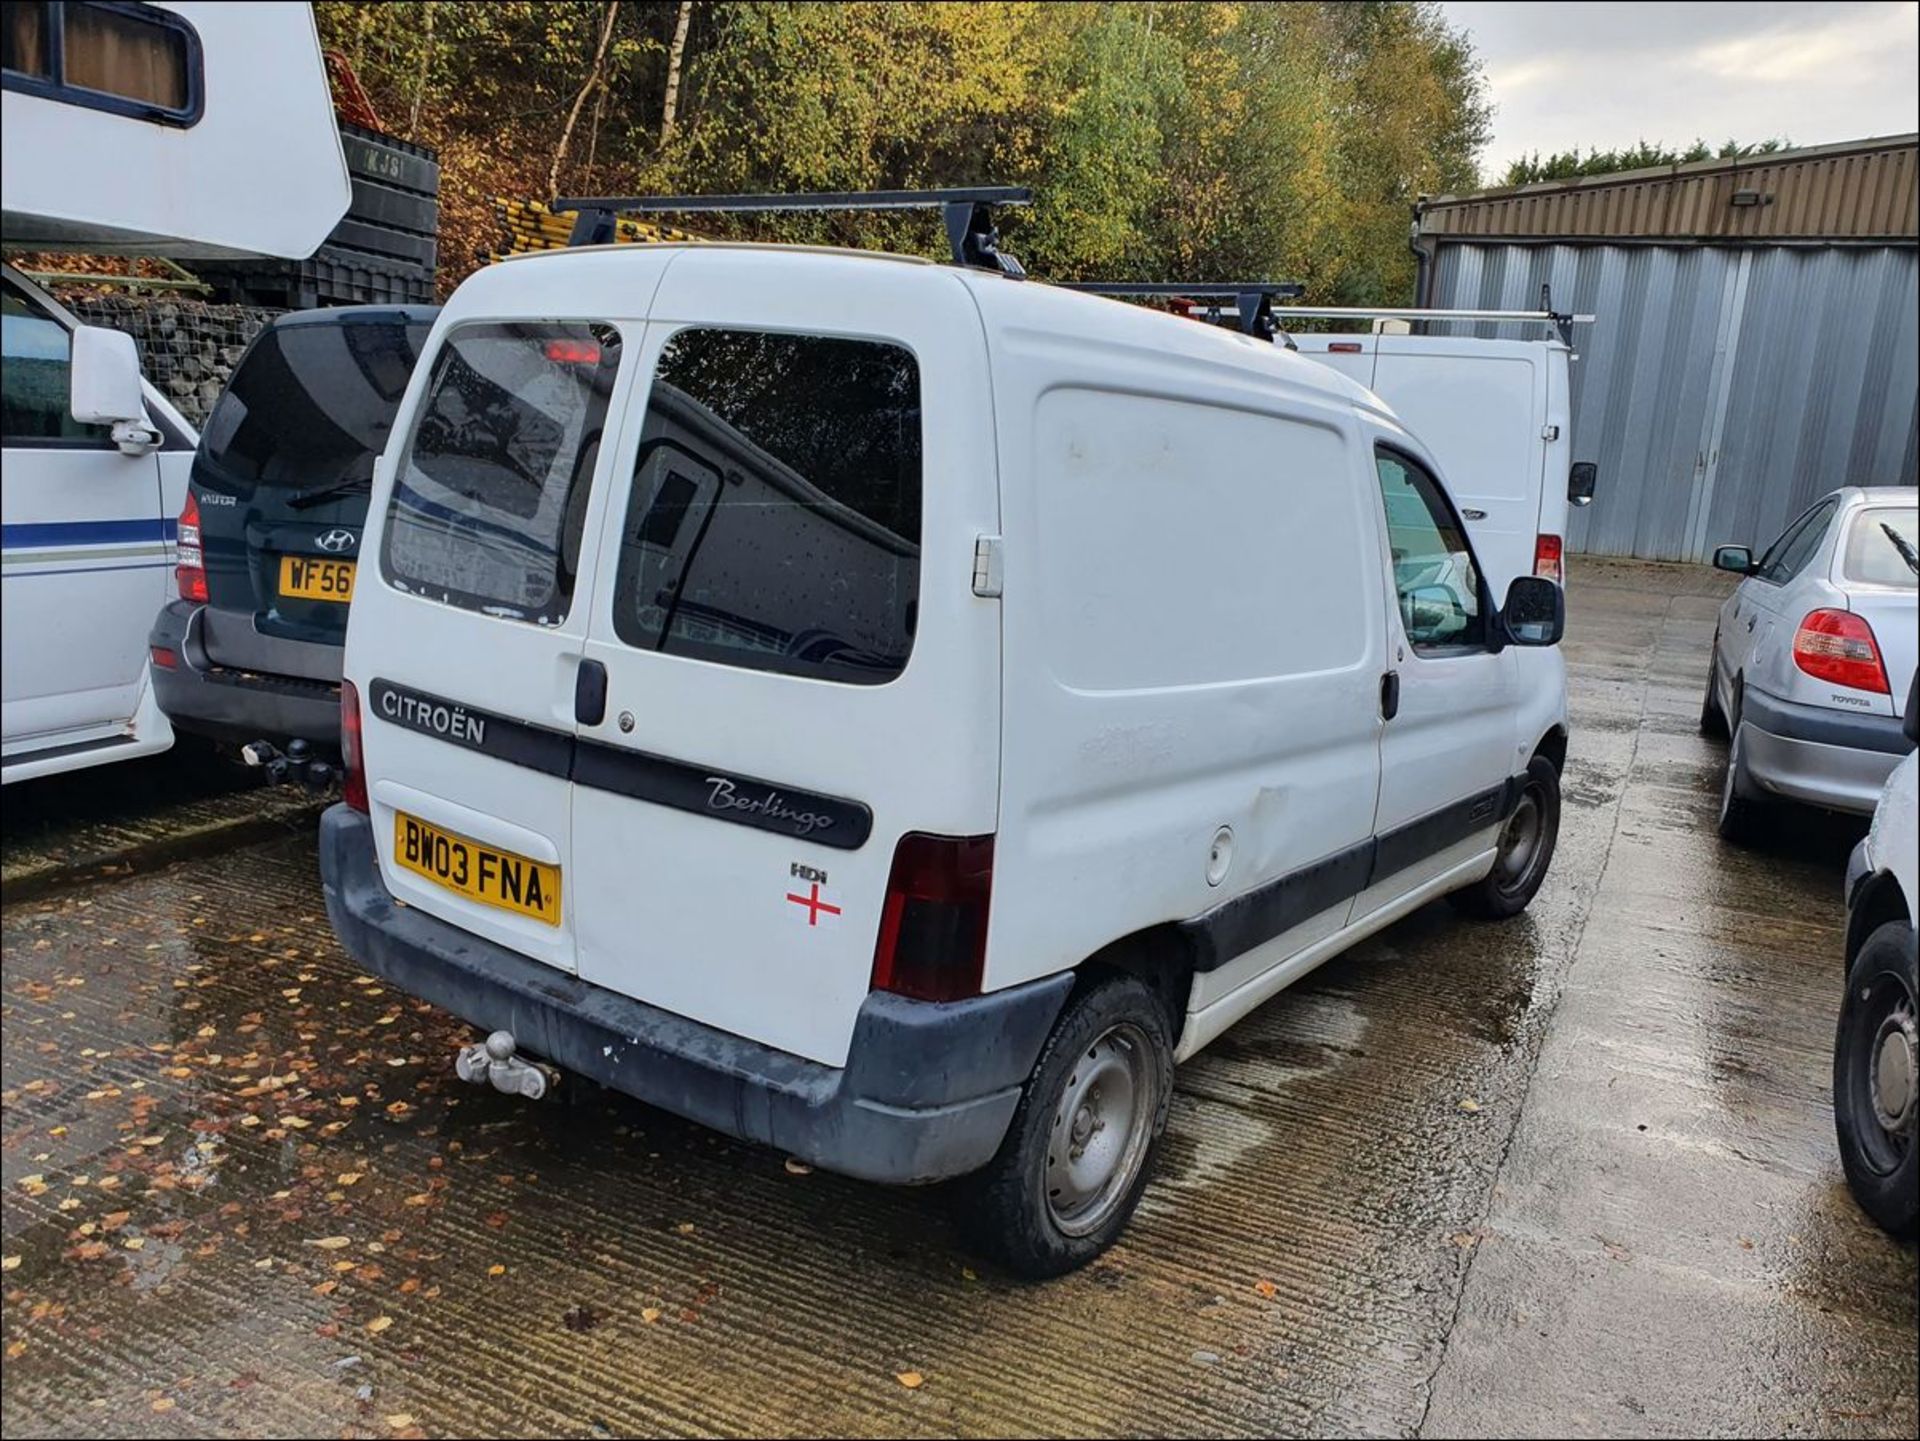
320, 202, 1569, 1277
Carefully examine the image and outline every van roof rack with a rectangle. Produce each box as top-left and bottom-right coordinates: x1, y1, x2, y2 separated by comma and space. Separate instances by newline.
552, 186, 1034, 277
1058, 282, 1306, 348
1276, 288, 1593, 345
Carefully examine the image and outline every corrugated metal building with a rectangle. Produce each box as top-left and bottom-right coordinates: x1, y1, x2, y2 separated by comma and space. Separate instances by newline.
1415, 134, 1918, 562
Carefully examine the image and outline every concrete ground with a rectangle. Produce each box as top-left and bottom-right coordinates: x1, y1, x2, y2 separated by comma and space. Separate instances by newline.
2, 557, 1914, 1439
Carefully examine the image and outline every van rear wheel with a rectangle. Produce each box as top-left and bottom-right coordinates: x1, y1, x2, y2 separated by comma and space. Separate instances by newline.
1449, 755, 1561, 920
956, 974, 1173, 1278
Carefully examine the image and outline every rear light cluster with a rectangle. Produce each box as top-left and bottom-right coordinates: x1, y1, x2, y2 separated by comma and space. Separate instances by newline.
340, 678, 369, 812
1792, 609, 1890, 694
870, 832, 994, 1003
175, 491, 207, 602
1533, 533, 1564, 586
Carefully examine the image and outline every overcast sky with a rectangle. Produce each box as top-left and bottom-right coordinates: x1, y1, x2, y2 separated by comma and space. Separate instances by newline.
1443, 1, 1920, 185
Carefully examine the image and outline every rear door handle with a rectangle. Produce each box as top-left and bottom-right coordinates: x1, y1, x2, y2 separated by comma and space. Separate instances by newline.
574, 658, 608, 726
1380, 671, 1400, 721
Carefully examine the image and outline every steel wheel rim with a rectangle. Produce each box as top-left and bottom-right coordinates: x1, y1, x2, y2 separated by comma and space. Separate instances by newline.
1045, 1022, 1155, 1237
1495, 791, 1544, 889
1847, 970, 1916, 1175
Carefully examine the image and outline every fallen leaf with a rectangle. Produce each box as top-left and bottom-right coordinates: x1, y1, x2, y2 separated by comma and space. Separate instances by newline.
0, 1255, 19, 1271
100, 1211, 132, 1231
386, 1417, 416, 1430
403, 1193, 432, 1207
1458, 1098, 1481, 1113
674, 1222, 695, 1235
488, 1264, 506, 1276
310, 1236, 353, 1250
123, 1237, 146, 1251
280, 1117, 312, 1130
783, 1158, 813, 1176
1450, 1232, 1479, 1249
150, 1397, 175, 1413
337, 1173, 363, 1186
1253, 1279, 1276, 1298
641, 1307, 661, 1324
312, 1280, 338, 1296
365, 1316, 393, 1334
5, 1340, 26, 1359
896, 1371, 924, 1390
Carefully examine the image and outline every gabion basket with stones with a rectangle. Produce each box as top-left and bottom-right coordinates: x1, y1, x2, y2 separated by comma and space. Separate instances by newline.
58, 292, 283, 425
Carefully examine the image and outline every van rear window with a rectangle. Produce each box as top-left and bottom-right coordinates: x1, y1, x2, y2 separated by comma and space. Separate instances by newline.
199, 319, 432, 490
382, 322, 619, 626
610, 328, 921, 685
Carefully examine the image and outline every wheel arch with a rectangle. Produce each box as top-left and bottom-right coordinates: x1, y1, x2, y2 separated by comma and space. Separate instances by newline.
1072, 924, 1198, 1044
1847, 872, 1914, 966
1533, 724, 1569, 775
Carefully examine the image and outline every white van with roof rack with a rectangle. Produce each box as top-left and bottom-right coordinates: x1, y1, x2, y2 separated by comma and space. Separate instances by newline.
319, 189, 1570, 1276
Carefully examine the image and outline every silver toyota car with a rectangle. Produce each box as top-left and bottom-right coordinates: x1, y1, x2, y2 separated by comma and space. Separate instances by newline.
1703, 486, 1917, 842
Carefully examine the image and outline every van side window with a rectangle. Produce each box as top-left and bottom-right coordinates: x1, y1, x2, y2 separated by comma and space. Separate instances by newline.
610, 328, 922, 686
1, 282, 110, 445
1375, 449, 1485, 652
382, 322, 619, 627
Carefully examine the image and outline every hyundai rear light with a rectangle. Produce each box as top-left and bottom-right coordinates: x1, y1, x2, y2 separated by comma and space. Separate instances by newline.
340, 678, 369, 812
1534, 533, 1564, 585
175, 491, 207, 602
1792, 609, 1889, 694
149, 645, 177, 670
870, 832, 995, 1003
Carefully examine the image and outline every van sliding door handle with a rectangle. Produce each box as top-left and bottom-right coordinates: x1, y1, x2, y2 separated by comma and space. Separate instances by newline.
1380, 671, 1400, 721
575, 659, 608, 727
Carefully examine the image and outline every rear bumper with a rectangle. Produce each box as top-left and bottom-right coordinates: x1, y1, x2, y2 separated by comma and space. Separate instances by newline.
149, 600, 341, 748
318, 805, 1070, 1184
1739, 687, 1911, 816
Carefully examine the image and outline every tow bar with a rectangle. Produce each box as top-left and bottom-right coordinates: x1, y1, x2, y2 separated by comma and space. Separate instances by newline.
455, 1031, 557, 1100
241, 737, 338, 789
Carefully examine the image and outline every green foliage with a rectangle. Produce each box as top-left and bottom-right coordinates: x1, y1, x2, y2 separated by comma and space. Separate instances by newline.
1500, 137, 1791, 188
314, 1, 1492, 303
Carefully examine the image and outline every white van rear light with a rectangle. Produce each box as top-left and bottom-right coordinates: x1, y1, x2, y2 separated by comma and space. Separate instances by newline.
175, 491, 207, 601
1534, 533, 1564, 585
871, 833, 994, 1003
340, 679, 369, 812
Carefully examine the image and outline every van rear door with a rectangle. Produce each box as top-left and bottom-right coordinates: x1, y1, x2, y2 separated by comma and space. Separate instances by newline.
569, 252, 1000, 1069
1366, 340, 1550, 595
354, 314, 630, 976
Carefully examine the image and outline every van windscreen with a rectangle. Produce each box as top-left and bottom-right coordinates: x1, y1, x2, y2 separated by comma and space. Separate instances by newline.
611, 328, 922, 685
382, 321, 619, 627
198, 319, 433, 490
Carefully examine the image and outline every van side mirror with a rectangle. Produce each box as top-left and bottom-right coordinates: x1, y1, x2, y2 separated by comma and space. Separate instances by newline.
69, 325, 161, 457
1568, 461, 1597, 507
1500, 575, 1564, 646
1711, 544, 1755, 575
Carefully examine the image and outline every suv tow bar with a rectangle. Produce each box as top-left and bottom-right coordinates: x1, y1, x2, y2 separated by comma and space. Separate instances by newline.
240, 738, 337, 789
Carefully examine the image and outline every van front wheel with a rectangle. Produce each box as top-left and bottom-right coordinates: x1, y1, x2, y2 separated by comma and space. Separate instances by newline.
1449, 755, 1561, 920
956, 974, 1173, 1278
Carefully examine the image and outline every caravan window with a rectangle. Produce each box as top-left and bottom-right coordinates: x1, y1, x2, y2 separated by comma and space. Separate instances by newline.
610, 328, 923, 686
2, 2, 203, 126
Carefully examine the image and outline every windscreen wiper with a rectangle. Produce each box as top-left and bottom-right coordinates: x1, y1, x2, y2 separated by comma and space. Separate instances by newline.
288, 475, 375, 511
1881, 521, 1919, 575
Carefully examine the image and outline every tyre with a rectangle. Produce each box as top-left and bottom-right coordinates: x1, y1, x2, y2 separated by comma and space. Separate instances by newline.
1699, 639, 1727, 738
1716, 718, 1770, 845
955, 973, 1173, 1278
1449, 754, 1561, 919
1833, 919, 1918, 1239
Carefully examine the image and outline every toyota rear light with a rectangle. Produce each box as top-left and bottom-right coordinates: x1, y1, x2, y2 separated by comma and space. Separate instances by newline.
175, 491, 207, 602
340, 678, 369, 812
870, 832, 994, 1003
1534, 533, 1565, 585
1792, 609, 1889, 694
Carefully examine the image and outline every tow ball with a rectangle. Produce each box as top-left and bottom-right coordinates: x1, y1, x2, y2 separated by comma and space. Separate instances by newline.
454, 1031, 557, 1100
241, 737, 337, 789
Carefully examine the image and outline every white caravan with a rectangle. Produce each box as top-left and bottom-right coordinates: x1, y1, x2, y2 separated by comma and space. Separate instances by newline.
317, 215, 1572, 1278
1290, 309, 1595, 595
2, 1, 349, 780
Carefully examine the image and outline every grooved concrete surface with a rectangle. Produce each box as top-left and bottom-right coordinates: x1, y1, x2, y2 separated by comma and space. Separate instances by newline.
2, 559, 1914, 1439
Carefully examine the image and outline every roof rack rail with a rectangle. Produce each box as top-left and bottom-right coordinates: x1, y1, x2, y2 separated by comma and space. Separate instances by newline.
1058, 282, 1306, 348
1275, 287, 1593, 344
551, 186, 1034, 276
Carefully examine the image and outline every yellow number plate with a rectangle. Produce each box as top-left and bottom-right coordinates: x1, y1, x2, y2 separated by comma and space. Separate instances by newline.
392, 812, 561, 926
280, 555, 357, 602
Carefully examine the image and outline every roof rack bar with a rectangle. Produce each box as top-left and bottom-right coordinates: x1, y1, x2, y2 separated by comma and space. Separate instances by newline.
1059, 281, 1305, 347
1271, 305, 1595, 323
552, 186, 1034, 276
